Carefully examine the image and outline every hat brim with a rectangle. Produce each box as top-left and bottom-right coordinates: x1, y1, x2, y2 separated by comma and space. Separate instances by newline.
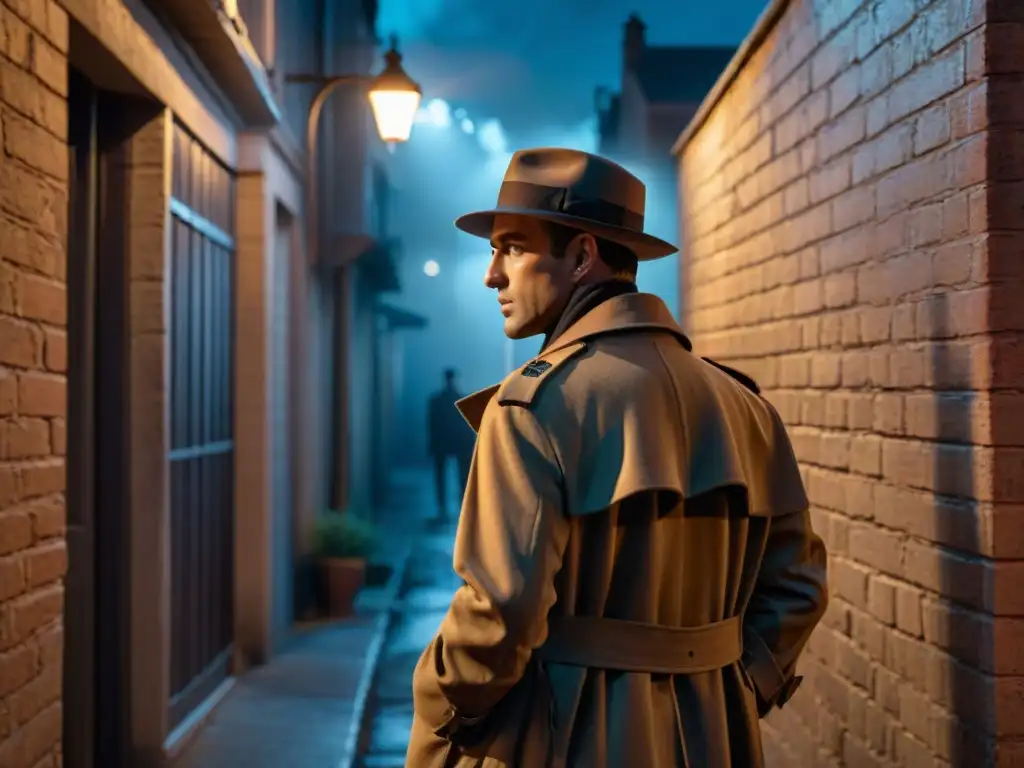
454, 207, 678, 261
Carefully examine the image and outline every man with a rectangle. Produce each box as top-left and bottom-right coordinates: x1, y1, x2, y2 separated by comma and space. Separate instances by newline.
427, 367, 474, 522
407, 148, 828, 767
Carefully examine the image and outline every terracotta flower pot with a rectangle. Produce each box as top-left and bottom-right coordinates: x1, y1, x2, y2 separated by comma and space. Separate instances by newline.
321, 557, 367, 618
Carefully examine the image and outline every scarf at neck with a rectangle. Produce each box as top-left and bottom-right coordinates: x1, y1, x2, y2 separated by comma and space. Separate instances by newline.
540, 279, 638, 352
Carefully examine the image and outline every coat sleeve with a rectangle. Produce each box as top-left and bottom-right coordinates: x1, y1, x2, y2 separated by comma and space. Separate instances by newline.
743, 501, 828, 716
411, 400, 571, 738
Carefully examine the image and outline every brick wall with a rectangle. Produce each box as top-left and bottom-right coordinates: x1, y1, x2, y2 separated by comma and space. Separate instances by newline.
0, 1, 69, 766
677, 0, 1024, 764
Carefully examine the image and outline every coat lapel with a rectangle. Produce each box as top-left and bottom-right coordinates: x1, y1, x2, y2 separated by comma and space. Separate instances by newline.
455, 384, 500, 433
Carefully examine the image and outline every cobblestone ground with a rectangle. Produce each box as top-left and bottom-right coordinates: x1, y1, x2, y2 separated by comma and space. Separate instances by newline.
358, 522, 460, 768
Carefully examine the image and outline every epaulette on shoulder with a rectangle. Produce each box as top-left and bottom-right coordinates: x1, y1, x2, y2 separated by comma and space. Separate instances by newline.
702, 357, 761, 395
497, 341, 589, 408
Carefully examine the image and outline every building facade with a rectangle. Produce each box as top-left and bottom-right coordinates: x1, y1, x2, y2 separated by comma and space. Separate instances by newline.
596, 13, 734, 317
597, 13, 735, 169
0, 0, 405, 766
676, 0, 1024, 764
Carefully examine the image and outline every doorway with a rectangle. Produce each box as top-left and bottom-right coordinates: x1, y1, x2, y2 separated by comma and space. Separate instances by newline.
270, 204, 294, 649
64, 66, 133, 768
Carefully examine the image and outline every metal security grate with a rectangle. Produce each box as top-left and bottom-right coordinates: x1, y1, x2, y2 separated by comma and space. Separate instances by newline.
168, 121, 236, 729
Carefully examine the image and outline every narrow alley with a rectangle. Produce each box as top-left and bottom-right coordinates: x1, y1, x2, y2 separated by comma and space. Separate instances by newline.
170, 470, 441, 768
358, 523, 461, 767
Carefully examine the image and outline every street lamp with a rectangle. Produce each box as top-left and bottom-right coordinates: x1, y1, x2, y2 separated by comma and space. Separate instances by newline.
285, 34, 421, 264
283, 36, 420, 515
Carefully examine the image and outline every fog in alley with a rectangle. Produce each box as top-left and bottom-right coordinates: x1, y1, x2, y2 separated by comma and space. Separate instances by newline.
378, 0, 769, 464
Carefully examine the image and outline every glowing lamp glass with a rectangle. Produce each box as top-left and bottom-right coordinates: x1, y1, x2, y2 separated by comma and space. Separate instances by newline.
369, 89, 422, 143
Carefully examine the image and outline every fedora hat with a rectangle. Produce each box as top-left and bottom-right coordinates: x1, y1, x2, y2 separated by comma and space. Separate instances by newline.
454, 147, 677, 261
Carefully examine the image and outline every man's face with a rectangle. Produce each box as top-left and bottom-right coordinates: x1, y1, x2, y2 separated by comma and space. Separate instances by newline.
484, 215, 577, 339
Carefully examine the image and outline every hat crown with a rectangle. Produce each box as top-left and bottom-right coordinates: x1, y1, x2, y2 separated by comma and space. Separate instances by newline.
501, 148, 646, 216
452, 146, 678, 261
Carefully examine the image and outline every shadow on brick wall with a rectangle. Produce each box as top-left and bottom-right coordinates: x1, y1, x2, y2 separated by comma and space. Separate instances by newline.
928, 290, 987, 764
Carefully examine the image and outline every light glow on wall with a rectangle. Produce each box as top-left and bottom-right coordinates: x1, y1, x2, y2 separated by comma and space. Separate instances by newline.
423, 259, 440, 277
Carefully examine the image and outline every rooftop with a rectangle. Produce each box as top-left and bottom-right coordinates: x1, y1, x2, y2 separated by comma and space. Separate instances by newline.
635, 45, 736, 104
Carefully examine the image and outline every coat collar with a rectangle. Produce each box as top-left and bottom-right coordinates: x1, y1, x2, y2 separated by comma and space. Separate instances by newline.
544, 292, 692, 354
456, 293, 690, 433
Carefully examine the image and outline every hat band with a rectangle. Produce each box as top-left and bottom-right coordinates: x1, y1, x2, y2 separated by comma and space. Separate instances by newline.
496, 181, 645, 232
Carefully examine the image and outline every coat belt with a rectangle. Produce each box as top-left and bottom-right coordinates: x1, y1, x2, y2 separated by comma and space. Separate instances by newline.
536, 615, 742, 674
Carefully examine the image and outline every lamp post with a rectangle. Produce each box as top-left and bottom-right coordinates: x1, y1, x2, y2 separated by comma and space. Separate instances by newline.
286, 34, 421, 267
284, 37, 420, 521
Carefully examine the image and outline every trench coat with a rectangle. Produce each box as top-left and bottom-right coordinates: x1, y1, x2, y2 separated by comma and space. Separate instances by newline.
406, 292, 828, 768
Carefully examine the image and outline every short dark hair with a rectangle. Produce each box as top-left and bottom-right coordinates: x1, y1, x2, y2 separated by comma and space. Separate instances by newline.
546, 222, 639, 277
443, 368, 457, 382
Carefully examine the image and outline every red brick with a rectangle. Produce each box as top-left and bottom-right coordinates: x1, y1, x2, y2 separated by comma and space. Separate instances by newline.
6, 586, 62, 647
0, 217, 63, 280
828, 65, 861, 120
0, 58, 65, 141
850, 435, 882, 476
831, 184, 876, 233
903, 538, 989, 610
16, 275, 64, 326
0, 262, 16, 315
833, 634, 873, 690
866, 575, 896, 625
18, 462, 62, 501
14, 374, 62, 419
817, 105, 867, 162
0, 372, 16, 416
26, 498, 62, 541
0, 467, 16, 509
0, 317, 41, 368
0, 5, 32, 66
30, 34, 66, 97
840, 350, 869, 387
0, 511, 32, 556
0, 642, 36, 697
941, 192, 970, 239
41, 330, 63, 373
48, 419, 63, 457
921, 597, 994, 671
7, 663, 59, 728
1, 110, 66, 182
859, 42, 893, 102
0, 555, 24, 602
932, 239, 972, 287
1, 419, 49, 460
0, 701, 61, 768
23, 543, 64, 589
849, 522, 903, 577
914, 102, 952, 156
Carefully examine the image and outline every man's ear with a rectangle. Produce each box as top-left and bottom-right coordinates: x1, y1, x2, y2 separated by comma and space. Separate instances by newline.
571, 233, 600, 282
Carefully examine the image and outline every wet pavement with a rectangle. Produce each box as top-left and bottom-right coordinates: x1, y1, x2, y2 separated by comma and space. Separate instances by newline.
174, 468, 438, 768
358, 521, 461, 767
172, 616, 385, 768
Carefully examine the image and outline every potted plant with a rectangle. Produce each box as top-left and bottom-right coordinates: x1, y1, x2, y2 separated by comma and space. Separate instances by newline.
314, 512, 374, 618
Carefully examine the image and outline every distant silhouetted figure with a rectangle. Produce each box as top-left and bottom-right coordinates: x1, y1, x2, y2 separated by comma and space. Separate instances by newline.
427, 368, 474, 521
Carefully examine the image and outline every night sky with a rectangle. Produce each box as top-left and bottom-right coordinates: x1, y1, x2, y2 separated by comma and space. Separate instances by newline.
379, 0, 771, 140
